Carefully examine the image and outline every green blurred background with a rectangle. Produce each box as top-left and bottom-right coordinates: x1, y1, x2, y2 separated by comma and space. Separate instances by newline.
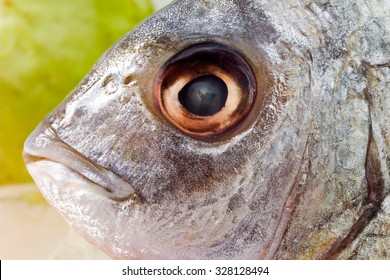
0, 0, 158, 185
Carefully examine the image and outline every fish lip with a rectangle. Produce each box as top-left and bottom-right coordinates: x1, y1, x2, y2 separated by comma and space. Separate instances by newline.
23, 121, 138, 202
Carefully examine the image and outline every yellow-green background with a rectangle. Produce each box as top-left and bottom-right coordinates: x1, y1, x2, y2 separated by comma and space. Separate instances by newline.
0, 0, 154, 185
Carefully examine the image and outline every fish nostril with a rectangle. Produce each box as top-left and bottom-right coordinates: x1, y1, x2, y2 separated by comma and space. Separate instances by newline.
102, 75, 113, 87
124, 75, 134, 85
102, 75, 119, 94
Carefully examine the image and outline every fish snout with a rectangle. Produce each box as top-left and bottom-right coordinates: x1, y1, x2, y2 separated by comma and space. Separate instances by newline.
23, 121, 139, 202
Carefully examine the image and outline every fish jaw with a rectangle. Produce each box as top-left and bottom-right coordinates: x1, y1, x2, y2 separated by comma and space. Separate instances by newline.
22, 121, 175, 259
22, 122, 143, 259
23, 121, 138, 201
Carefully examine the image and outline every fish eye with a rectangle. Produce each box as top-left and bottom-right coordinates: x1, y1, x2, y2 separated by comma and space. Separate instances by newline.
154, 43, 256, 140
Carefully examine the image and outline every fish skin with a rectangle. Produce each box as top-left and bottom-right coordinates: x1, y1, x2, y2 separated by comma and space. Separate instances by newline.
23, 0, 390, 259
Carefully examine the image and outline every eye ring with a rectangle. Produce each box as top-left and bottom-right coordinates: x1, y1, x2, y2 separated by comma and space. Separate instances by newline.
154, 43, 256, 141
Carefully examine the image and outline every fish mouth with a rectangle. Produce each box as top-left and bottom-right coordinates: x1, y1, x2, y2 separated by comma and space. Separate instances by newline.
23, 121, 138, 202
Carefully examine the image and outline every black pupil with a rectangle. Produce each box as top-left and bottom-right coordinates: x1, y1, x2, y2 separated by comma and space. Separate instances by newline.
178, 75, 228, 117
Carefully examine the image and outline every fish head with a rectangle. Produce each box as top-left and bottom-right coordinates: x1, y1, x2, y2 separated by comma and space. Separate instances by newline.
23, 0, 390, 259
22, 0, 320, 259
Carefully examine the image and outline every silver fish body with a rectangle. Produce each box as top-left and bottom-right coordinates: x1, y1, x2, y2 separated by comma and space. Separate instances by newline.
23, 0, 390, 259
